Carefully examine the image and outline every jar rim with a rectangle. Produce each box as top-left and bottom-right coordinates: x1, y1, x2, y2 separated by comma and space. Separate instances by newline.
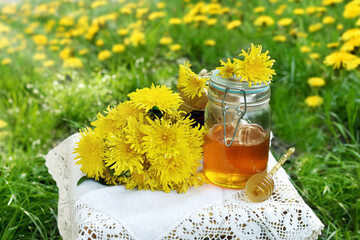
211, 70, 270, 94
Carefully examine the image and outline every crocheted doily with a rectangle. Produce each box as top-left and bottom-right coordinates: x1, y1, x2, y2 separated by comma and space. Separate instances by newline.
46, 134, 324, 240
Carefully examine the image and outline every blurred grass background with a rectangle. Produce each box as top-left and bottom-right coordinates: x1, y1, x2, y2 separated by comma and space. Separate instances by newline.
0, 0, 359, 239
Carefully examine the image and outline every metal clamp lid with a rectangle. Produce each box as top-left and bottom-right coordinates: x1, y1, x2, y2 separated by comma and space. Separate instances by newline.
221, 87, 247, 147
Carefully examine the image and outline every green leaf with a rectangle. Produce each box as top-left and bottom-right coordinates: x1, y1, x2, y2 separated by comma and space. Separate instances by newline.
77, 176, 90, 186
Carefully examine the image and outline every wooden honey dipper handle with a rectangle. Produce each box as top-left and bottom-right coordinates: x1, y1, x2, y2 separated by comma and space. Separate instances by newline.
268, 147, 295, 176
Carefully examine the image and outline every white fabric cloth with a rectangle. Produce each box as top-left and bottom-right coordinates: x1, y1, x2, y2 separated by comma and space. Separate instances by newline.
46, 134, 324, 240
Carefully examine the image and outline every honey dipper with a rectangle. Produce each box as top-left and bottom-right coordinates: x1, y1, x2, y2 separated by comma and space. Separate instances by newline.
245, 147, 295, 202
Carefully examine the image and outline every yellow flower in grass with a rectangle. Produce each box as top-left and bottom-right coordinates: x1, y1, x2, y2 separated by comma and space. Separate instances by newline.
112, 44, 125, 53
169, 44, 181, 51
34, 53, 46, 61
79, 48, 89, 55
96, 39, 104, 47
308, 77, 326, 87
129, 29, 145, 46
300, 46, 312, 53
98, 50, 111, 61
169, 18, 182, 25
59, 16, 74, 26
148, 11, 166, 21
157, 2, 165, 9
254, 16, 275, 27
2, 58, 11, 65
327, 42, 339, 49
322, 0, 343, 5
278, 18, 293, 26
32, 34, 48, 45
309, 53, 321, 59
206, 18, 218, 26
74, 128, 106, 180
178, 62, 208, 99
342, 28, 360, 41
293, 8, 305, 15
226, 20, 242, 30
337, 24, 344, 31
204, 39, 216, 46
128, 84, 183, 113
343, 3, 360, 19
273, 35, 287, 42
254, 6, 266, 13
324, 51, 360, 70
105, 133, 144, 176
43, 60, 55, 67
305, 96, 323, 107
309, 23, 322, 33
117, 28, 129, 36
216, 58, 237, 79
235, 43, 276, 86
63, 57, 83, 68
159, 36, 172, 45
341, 38, 360, 52
323, 16, 335, 25
0, 120, 7, 129
59, 47, 72, 60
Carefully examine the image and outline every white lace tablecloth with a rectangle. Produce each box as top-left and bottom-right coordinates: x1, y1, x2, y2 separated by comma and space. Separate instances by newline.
45, 134, 324, 240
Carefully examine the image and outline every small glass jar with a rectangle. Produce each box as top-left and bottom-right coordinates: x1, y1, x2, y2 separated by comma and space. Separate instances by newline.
203, 70, 271, 189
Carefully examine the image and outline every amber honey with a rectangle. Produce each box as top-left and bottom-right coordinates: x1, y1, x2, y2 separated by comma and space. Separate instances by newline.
203, 123, 270, 189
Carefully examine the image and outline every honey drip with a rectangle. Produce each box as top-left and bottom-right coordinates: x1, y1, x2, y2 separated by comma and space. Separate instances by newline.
245, 147, 295, 202
203, 123, 270, 189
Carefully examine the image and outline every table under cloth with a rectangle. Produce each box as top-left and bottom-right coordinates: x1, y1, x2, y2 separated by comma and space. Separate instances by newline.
45, 134, 324, 240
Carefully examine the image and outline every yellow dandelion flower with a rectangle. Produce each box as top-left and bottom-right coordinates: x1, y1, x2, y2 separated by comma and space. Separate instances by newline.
343, 4, 360, 19
275, 4, 287, 15
117, 28, 129, 36
309, 23, 323, 32
1, 58, 11, 65
294, 8, 305, 15
341, 37, 360, 52
59, 16, 74, 26
204, 39, 216, 46
79, 48, 89, 55
32, 34, 48, 45
178, 62, 208, 99
308, 77, 326, 87
169, 44, 181, 51
254, 6, 266, 13
306, 6, 317, 15
216, 58, 237, 79
273, 35, 287, 42
300, 46, 312, 53
98, 50, 111, 61
59, 47, 73, 60
93, 102, 140, 134
326, 42, 339, 48
278, 18, 293, 26
194, 15, 208, 22
159, 36, 173, 45
105, 133, 144, 176
63, 57, 83, 68
0, 119, 7, 128
323, 16, 335, 25
206, 18, 218, 26
50, 45, 59, 51
43, 60, 55, 67
128, 84, 183, 113
309, 53, 321, 59
142, 118, 185, 159
322, 0, 343, 5
148, 11, 166, 21
112, 44, 125, 53
157, 2, 165, 9
120, 6, 132, 15
235, 43, 276, 86
124, 115, 145, 154
305, 96, 323, 107
226, 20, 242, 30
334, 25, 343, 32
73, 128, 106, 180
129, 29, 145, 46
254, 16, 275, 27
324, 51, 360, 70
342, 28, 360, 41
33, 53, 46, 61
96, 39, 104, 47
169, 18, 182, 25
91, 0, 107, 9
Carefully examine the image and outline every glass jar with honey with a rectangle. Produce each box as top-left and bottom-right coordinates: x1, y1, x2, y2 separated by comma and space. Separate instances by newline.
203, 70, 271, 189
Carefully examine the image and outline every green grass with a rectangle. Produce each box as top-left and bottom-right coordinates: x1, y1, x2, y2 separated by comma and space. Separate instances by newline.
0, 0, 360, 239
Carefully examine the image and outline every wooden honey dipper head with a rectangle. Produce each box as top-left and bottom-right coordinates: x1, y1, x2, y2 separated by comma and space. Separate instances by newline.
245, 147, 295, 202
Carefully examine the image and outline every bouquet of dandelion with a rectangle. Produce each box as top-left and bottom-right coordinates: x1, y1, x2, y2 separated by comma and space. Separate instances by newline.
73, 84, 204, 193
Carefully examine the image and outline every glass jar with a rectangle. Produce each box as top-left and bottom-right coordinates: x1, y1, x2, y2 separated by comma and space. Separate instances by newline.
203, 70, 271, 189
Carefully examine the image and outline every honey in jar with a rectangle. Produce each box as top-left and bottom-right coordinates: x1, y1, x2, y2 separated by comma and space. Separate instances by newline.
203, 123, 270, 188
